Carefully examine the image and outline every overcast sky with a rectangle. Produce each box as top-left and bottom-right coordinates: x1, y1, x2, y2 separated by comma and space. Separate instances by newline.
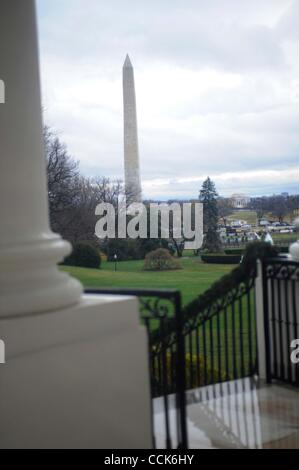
37, 0, 299, 199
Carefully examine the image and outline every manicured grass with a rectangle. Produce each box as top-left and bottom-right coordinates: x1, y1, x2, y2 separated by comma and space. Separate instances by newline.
272, 232, 298, 242
227, 210, 258, 226
61, 257, 234, 306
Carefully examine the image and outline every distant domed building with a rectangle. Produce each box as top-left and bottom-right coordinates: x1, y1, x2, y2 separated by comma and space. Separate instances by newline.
230, 193, 251, 209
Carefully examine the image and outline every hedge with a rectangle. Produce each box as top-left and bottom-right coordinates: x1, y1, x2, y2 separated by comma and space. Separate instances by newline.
224, 248, 245, 255
152, 353, 226, 397
201, 254, 242, 264
225, 246, 291, 256
64, 242, 101, 269
277, 246, 289, 254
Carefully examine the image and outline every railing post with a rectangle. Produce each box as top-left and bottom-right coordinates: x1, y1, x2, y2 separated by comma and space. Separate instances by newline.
174, 292, 188, 449
255, 259, 271, 382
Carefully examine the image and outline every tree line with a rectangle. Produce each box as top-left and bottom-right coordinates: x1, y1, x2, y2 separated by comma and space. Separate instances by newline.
45, 127, 299, 259
250, 195, 299, 223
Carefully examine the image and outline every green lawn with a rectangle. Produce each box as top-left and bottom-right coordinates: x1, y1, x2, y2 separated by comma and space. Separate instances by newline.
61, 258, 234, 306
272, 232, 298, 242
227, 210, 258, 226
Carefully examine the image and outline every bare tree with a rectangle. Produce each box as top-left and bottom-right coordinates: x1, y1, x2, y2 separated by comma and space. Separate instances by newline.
270, 196, 288, 223
91, 176, 124, 207
44, 126, 80, 232
217, 198, 233, 226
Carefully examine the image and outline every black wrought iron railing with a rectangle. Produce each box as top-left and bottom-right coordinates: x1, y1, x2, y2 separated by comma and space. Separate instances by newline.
85, 288, 188, 450
262, 257, 299, 385
149, 277, 258, 395
178, 244, 290, 391
85, 276, 258, 447
84, 243, 298, 449
181, 275, 257, 389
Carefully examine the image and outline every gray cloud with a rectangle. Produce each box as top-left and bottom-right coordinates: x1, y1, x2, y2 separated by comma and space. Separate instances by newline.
37, 0, 299, 198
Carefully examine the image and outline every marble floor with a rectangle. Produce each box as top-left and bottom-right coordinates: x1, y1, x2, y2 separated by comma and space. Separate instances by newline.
154, 377, 299, 449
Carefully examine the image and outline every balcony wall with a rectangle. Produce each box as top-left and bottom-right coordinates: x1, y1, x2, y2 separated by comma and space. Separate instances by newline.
0, 295, 152, 448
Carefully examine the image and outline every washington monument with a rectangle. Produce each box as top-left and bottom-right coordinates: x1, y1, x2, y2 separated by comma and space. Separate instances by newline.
123, 54, 142, 203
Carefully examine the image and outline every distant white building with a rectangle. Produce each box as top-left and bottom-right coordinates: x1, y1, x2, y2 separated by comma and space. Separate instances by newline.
230, 193, 251, 209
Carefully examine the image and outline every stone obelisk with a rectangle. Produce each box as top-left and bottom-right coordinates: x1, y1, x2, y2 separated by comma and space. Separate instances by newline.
123, 54, 142, 203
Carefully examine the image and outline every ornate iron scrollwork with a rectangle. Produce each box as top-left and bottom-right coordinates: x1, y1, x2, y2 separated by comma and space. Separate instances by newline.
265, 259, 299, 281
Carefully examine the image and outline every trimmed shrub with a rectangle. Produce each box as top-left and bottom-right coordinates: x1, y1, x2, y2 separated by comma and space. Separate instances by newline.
152, 352, 226, 397
144, 248, 181, 271
201, 254, 241, 264
183, 353, 227, 389
64, 242, 101, 269
224, 248, 245, 255
277, 246, 289, 253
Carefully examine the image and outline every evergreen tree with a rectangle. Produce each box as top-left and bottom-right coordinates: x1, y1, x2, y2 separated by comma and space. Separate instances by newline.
199, 177, 222, 252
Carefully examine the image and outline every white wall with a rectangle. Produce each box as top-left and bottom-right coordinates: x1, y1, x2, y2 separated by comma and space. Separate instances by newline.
0, 295, 152, 449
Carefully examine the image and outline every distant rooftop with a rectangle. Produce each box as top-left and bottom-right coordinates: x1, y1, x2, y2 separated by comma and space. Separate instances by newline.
231, 193, 250, 199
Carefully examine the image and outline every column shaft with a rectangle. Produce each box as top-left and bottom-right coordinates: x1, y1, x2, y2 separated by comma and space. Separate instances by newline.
0, 0, 82, 317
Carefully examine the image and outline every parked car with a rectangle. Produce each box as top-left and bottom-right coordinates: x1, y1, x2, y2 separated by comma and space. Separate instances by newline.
271, 222, 281, 227
259, 220, 270, 226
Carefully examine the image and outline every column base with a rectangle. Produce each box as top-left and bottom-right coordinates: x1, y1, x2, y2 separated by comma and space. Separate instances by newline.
0, 235, 83, 317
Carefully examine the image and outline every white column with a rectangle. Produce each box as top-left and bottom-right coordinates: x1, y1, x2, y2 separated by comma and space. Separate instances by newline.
0, 2, 152, 448
0, 0, 82, 317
